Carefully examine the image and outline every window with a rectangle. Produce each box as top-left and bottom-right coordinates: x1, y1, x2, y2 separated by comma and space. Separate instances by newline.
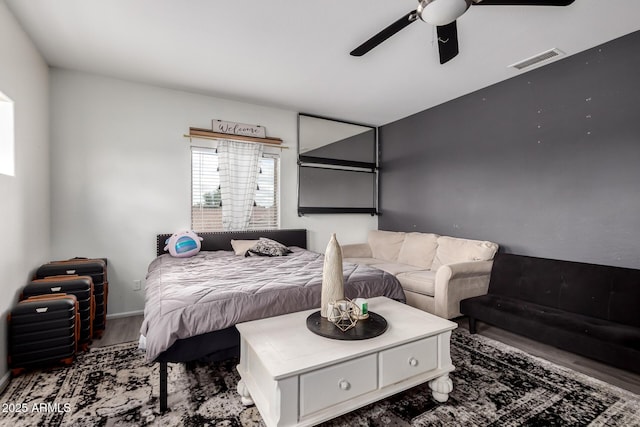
0, 91, 15, 177
191, 146, 279, 231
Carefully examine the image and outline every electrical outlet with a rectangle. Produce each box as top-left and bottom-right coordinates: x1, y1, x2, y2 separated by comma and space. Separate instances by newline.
133, 279, 142, 291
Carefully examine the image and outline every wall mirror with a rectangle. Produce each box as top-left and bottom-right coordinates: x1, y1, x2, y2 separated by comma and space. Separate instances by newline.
297, 113, 378, 215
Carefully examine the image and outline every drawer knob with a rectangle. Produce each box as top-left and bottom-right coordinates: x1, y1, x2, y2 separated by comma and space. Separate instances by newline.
338, 379, 351, 391
409, 357, 419, 367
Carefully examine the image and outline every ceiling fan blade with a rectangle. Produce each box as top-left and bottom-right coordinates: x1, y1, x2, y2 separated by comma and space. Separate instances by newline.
350, 10, 418, 57
474, 0, 574, 5
436, 21, 459, 64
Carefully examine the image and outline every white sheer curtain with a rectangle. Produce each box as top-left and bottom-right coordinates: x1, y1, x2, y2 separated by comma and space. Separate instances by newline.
217, 139, 264, 230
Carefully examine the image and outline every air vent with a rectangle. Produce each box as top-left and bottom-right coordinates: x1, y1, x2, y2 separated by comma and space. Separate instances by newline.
509, 48, 564, 70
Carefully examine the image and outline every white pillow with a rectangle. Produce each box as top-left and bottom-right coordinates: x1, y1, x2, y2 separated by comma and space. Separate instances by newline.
230, 239, 258, 256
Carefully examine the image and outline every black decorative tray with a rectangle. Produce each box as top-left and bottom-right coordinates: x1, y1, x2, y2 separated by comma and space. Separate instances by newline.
306, 311, 387, 340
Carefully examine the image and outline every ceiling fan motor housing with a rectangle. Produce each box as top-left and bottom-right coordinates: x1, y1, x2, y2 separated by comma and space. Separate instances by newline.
417, 0, 472, 26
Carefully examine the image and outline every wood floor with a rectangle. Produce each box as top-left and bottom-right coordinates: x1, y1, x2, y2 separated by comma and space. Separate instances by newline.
95, 314, 640, 396
90, 315, 144, 348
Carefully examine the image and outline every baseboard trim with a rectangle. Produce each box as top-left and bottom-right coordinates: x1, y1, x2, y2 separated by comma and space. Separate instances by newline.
106, 310, 144, 320
0, 371, 10, 394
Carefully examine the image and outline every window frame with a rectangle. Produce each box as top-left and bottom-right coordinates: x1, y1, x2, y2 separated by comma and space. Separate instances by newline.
0, 90, 15, 177
190, 141, 280, 232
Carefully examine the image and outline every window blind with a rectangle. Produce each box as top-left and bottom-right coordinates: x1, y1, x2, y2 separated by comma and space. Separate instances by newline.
191, 147, 279, 231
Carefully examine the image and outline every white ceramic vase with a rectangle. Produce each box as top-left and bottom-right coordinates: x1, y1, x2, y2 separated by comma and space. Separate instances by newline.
320, 233, 345, 317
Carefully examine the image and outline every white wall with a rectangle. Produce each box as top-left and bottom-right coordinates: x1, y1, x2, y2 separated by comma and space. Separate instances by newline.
50, 69, 377, 316
0, 1, 50, 386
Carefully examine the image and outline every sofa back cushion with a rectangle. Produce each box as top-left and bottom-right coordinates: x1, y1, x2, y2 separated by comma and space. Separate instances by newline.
431, 236, 499, 270
397, 232, 439, 268
367, 230, 406, 262
488, 253, 640, 327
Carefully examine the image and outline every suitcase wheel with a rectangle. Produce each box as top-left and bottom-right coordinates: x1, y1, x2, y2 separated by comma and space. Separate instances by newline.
60, 357, 74, 366
11, 367, 25, 377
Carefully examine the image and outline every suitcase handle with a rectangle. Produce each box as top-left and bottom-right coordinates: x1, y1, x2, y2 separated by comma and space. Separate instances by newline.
24, 294, 76, 315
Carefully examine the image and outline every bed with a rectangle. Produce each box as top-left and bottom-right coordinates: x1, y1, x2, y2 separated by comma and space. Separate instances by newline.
142, 229, 406, 411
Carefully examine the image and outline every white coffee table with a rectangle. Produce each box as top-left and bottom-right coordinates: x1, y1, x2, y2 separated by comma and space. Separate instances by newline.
235, 296, 457, 427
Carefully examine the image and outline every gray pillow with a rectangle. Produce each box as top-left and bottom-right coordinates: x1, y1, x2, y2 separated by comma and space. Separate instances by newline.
247, 238, 292, 257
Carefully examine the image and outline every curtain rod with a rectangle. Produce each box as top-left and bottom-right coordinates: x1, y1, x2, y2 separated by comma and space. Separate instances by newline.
185, 128, 288, 149
183, 134, 289, 150
185, 135, 289, 150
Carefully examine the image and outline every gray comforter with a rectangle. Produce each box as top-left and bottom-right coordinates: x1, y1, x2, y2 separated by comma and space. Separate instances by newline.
141, 247, 405, 361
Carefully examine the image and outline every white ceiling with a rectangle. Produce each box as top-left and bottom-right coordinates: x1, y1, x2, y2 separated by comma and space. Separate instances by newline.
6, 0, 640, 126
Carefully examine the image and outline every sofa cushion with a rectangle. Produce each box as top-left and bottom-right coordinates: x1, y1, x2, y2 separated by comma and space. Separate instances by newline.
487, 253, 640, 326
340, 243, 372, 259
368, 230, 406, 262
397, 232, 439, 269
461, 295, 640, 352
369, 262, 424, 276
396, 270, 437, 297
431, 236, 498, 270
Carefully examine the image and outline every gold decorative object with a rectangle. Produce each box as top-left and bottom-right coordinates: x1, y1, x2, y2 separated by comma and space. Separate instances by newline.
327, 299, 361, 332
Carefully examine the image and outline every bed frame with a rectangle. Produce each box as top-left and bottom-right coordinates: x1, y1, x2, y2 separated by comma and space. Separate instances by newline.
153, 229, 307, 412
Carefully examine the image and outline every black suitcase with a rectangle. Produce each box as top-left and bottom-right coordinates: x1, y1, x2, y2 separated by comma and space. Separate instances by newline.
8, 294, 80, 376
23, 276, 94, 351
36, 258, 108, 338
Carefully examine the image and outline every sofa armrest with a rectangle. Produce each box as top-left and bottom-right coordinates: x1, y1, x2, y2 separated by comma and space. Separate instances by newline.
433, 260, 494, 319
340, 243, 372, 258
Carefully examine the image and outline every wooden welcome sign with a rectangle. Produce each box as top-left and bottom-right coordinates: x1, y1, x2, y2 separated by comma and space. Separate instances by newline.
212, 119, 266, 139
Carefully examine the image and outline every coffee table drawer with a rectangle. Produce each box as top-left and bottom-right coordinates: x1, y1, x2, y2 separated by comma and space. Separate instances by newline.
379, 336, 438, 387
300, 354, 377, 416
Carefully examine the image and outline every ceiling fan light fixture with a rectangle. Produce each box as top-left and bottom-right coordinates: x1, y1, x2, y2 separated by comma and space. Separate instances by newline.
417, 0, 472, 26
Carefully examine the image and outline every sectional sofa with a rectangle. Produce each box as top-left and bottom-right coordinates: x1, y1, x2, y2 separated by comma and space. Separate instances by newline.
460, 253, 640, 374
341, 230, 499, 319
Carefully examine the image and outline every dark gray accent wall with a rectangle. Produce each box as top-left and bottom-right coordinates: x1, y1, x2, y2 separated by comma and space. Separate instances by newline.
379, 30, 640, 269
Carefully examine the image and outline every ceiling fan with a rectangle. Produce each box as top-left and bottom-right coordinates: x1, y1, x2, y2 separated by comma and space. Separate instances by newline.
350, 0, 575, 64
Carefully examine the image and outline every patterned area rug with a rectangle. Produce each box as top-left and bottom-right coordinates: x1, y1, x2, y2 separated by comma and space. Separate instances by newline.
1, 329, 638, 426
